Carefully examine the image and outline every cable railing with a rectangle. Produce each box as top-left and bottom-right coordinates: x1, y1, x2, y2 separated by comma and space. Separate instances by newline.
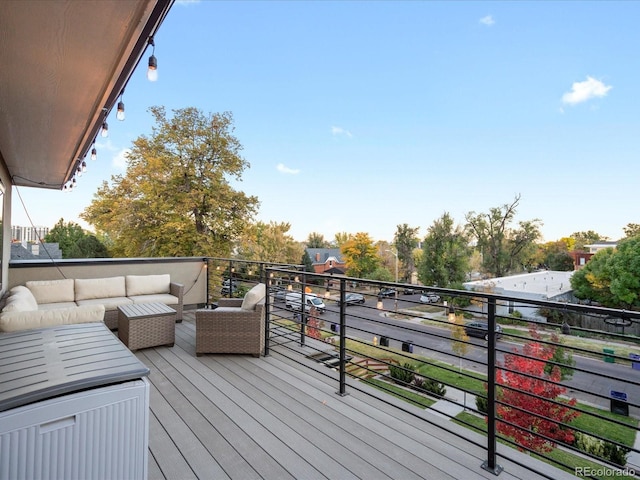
199, 258, 640, 477
261, 266, 640, 479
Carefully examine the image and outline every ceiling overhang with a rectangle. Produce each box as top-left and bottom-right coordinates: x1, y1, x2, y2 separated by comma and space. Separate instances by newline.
0, 0, 173, 189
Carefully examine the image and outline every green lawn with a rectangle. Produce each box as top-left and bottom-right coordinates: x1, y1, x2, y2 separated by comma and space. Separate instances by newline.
455, 411, 637, 480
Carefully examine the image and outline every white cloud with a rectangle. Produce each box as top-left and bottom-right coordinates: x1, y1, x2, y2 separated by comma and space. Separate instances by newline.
112, 148, 131, 170
479, 15, 495, 26
277, 163, 300, 175
331, 126, 353, 138
562, 76, 612, 105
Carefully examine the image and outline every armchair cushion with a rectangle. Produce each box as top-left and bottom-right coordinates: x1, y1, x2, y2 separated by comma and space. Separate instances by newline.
241, 283, 266, 311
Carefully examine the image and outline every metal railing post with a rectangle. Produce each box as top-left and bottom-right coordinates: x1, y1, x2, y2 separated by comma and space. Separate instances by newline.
264, 267, 271, 357
337, 278, 348, 396
299, 273, 306, 346
483, 297, 503, 475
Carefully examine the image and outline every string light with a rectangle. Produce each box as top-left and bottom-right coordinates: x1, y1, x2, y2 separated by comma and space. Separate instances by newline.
147, 37, 158, 82
101, 121, 109, 137
91, 145, 97, 161
116, 94, 125, 121
81, 160, 87, 173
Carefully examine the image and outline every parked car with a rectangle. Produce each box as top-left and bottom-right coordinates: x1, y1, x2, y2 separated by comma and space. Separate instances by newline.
464, 321, 503, 341
220, 279, 239, 295
378, 288, 397, 298
419, 292, 440, 303
338, 293, 365, 305
402, 287, 419, 295
270, 286, 287, 302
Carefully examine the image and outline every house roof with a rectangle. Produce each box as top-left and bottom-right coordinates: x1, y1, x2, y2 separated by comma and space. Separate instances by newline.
306, 248, 345, 264
0, 0, 173, 190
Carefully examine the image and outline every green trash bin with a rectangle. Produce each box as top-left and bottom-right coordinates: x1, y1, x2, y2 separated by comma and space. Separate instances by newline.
603, 348, 615, 363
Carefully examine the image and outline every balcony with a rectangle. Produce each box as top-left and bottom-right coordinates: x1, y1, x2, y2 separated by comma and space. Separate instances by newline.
5, 257, 638, 479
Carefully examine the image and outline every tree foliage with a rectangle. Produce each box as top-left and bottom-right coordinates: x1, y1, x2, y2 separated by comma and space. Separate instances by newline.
341, 232, 379, 278
496, 330, 580, 453
569, 237, 640, 309
44, 219, 109, 258
393, 224, 419, 282
236, 221, 303, 264
623, 223, 640, 239
419, 212, 470, 287
570, 231, 607, 251
333, 232, 352, 248
306, 232, 330, 248
465, 195, 542, 277
539, 241, 575, 271
81, 107, 258, 257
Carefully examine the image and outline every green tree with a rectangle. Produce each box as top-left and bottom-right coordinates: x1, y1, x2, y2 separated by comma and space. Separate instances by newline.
570, 231, 607, 251
570, 248, 616, 306
301, 250, 314, 273
465, 195, 542, 277
44, 219, 109, 258
81, 107, 258, 257
236, 221, 303, 264
341, 232, 379, 278
333, 232, 352, 248
623, 223, 640, 239
306, 232, 330, 248
541, 241, 574, 271
419, 213, 470, 287
393, 223, 419, 282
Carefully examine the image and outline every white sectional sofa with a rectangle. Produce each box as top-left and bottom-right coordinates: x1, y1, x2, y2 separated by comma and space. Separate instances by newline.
0, 274, 184, 332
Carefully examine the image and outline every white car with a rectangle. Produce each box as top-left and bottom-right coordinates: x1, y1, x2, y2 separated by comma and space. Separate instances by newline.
419, 292, 440, 303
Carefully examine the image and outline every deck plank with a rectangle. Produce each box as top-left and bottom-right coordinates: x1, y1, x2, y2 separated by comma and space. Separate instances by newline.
135, 311, 575, 480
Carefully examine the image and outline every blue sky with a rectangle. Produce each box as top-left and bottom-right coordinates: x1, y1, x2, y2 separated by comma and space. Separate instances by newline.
13, 1, 640, 243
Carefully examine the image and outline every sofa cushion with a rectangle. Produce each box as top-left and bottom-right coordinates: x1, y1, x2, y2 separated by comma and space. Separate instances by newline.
38, 302, 79, 310
0, 304, 105, 333
75, 276, 126, 301
76, 297, 133, 311
2, 286, 39, 313
241, 283, 266, 311
130, 294, 179, 306
26, 279, 75, 304
126, 274, 170, 296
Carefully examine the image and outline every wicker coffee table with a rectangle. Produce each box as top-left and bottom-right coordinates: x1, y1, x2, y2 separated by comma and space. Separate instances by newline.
118, 302, 176, 351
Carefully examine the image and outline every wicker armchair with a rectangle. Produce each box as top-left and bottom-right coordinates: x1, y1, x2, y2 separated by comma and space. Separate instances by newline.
195, 297, 265, 357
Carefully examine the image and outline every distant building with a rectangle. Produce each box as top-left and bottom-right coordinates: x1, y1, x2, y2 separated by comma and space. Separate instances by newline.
306, 248, 346, 275
11, 225, 49, 243
570, 241, 618, 270
463, 270, 575, 322
11, 242, 62, 260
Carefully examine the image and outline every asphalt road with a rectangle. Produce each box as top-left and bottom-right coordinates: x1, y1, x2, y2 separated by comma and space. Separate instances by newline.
276, 293, 640, 415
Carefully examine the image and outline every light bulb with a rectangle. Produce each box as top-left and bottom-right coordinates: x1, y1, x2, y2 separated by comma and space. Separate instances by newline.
147, 55, 158, 81
81, 161, 87, 173
76, 165, 82, 177
101, 121, 108, 137
91, 147, 97, 161
116, 100, 125, 121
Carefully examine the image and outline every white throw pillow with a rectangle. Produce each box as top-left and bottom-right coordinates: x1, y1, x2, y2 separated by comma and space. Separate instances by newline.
241, 283, 266, 311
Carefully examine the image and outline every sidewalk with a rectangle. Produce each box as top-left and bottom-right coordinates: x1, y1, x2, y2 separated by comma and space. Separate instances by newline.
429, 386, 476, 419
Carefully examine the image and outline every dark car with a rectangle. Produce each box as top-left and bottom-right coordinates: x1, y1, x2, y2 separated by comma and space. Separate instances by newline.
378, 288, 397, 298
464, 321, 503, 341
220, 279, 239, 295
338, 293, 365, 305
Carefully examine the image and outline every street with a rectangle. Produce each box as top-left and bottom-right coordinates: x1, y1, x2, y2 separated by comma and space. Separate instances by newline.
303, 293, 640, 416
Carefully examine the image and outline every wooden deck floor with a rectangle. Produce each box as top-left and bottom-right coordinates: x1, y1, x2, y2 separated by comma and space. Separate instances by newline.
135, 310, 574, 480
